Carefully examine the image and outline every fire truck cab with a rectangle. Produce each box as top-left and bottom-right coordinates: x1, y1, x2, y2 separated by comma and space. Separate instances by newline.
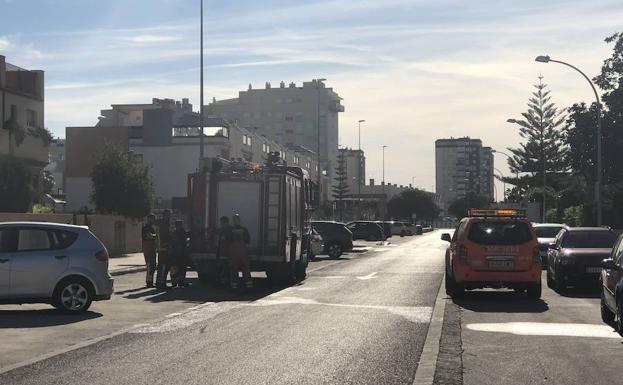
188, 154, 318, 285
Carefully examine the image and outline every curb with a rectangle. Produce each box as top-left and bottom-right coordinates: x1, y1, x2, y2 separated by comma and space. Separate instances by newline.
109, 266, 146, 276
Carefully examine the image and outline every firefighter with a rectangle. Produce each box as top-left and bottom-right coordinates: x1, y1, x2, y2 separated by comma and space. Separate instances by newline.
141, 214, 158, 287
229, 214, 252, 290
216, 216, 232, 285
170, 220, 190, 287
156, 209, 172, 289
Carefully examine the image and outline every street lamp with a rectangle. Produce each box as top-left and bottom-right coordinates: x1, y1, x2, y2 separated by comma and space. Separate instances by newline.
382, 145, 387, 219
494, 167, 506, 202
507, 117, 547, 221
198, 0, 205, 163
358, 119, 365, 197
316, 78, 327, 197
492, 149, 519, 201
535, 55, 603, 225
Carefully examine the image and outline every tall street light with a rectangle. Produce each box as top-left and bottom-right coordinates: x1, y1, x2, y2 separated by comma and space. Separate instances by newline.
494, 167, 506, 202
535, 54, 602, 225
198, 0, 205, 163
358, 119, 365, 197
316, 78, 327, 197
382, 145, 387, 219
507, 117, 547, 221
492, 149, 519, 201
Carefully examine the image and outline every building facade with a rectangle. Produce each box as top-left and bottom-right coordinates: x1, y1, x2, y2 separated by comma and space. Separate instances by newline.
435, 137, 494, 213
65, 98, 320, 211
338, 148, 365, 196
45, 138, 66, 195
206, 79, 344, 184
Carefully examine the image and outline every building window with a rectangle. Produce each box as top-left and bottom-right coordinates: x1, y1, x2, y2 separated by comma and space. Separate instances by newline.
285, 116, 294, 121
26, 109, 37, 127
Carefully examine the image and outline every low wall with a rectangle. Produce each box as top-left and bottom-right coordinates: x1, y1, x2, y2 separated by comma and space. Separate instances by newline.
0, 213, 142, 255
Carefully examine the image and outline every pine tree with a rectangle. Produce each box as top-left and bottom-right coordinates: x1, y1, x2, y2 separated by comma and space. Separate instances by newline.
332, 150, 349, 220
506, 76, 567, 220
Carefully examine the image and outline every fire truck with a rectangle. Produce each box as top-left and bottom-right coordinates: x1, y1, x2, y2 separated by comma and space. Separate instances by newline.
187, 153, 318, 285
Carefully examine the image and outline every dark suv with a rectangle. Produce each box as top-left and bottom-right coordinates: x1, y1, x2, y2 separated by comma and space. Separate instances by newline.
311, 221, 353, 259
345, 221, 386, 241
547, 227, 618, 292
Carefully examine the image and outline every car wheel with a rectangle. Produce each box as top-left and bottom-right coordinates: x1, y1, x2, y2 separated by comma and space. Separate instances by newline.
617, 298, 623, 337
527, 283, 542, 299
546, 268, 554, 289
445, 271, 463, 298
601, 291, 615, 325
400, 230, 406, 237
53, 278, 93, 313
327, 242, 343, 259
554, 272, 566, 294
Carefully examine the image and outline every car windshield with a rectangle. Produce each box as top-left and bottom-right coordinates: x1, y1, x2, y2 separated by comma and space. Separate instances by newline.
562, 231, 617, 248
535, 226, 564, 238
467, 221, 533, 245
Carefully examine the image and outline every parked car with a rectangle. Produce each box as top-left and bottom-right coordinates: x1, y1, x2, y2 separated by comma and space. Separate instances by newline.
414, 224, 423, 235
311, 221, 353, 259
402, 222, 415, 236
345, 221, 385, 241
547, 227, 618, 292
389, 221, 408, 236
308, 229, 324, 260
441, 209, 542, 299
533, 223, 566, 268
599, 233, 623, 334
0, 222, 114, 313
374, 221, 393, 239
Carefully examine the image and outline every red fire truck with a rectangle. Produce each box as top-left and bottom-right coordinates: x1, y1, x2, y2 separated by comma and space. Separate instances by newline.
187, 154, 318, 285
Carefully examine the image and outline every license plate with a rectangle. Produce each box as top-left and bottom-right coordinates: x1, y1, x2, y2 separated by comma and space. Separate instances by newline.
586, 266, 602, 273
489, 260, 514, 269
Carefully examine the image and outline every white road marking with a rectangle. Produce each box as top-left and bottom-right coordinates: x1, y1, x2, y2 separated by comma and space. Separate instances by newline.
131, 302, 242, 334
412, 277, 446, 385
357, 272, 378, 280
466, 322, 621, 339
250, 296, 432, 323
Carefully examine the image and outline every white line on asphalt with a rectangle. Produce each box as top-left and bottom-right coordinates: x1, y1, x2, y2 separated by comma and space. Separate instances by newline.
466, 322, 621, 339
307, 260, 342, 273
412, 277, 446, 385
357, 272, 378, 280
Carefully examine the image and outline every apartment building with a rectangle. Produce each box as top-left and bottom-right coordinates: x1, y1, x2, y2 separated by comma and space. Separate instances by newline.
206, 79, 344, 182
337, 148, 365, 196
435, 137, 494, 213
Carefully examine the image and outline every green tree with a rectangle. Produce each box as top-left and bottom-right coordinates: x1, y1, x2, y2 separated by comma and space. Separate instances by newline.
447, 193, 490, 219
90, 146, 154, 218
332, 150, 349, 220
0, 156, 33, 212
564, 32, 623, 227
387, 189, 440, 221
506, 77, 567, 220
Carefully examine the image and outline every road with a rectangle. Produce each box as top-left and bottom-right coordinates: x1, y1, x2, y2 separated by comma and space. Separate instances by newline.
1, 230, 621, 385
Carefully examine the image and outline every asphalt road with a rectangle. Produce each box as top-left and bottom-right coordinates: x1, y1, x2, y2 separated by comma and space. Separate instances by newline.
0, 232, 446, 385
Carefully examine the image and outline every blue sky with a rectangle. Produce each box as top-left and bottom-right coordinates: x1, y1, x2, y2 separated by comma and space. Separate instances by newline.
2, 0, 623, 193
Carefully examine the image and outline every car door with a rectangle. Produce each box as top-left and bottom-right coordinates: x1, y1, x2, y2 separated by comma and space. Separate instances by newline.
604, 237, 623, 309
0, 227, 17, 298
10, 227, 70, 298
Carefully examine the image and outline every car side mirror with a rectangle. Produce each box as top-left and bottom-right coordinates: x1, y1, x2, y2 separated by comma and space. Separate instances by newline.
441, 233, 451, 242
600, 259, 619, 271
548, 243, 559, 250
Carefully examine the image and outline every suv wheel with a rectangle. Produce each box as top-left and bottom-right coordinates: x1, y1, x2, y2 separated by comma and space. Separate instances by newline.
527, 282, 542, 299
546, 269, 554, 289
53, 278, 93, 313
617, 298, 623, 337
445, 271, 463, 298
327, 242, 343, 259
601, 291, 615, 324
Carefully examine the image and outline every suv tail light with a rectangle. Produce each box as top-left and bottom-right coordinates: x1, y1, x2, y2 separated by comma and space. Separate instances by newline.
458, 245, 468, 260
95, 249, 109, 262
532, 246, 540, 264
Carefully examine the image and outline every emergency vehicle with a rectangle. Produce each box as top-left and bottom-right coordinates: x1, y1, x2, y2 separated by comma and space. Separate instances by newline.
187, 153, 318, 285
441, 209, 541, 299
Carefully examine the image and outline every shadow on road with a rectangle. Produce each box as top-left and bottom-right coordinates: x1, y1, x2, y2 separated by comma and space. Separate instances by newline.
0, 309, 102, 329
310, 255, 352, 262
555, 285, 601, 299
453, 291, 549, 313
121, 276, 295, 305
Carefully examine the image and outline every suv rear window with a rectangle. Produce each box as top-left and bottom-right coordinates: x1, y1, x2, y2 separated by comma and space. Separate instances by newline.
467, 221, 533, 245
562, 231, 617, 248
535, 226, 564, 238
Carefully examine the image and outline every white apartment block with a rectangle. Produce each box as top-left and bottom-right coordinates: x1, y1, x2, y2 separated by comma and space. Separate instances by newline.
206, 79, 344, 183
435, 137, 494, 213
337, 148, 365, 196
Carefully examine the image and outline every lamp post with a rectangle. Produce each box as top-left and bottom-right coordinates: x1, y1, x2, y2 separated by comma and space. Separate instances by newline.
507, 117, 547, 221
316, 78, 327, 198
358, 119, 365, 197
412, 176, 416, 189
382, 145, 387, 219
494, 167, 506, 202
492, 149, 519, 200
535, 55, 602, 225
198, 0, 205, 163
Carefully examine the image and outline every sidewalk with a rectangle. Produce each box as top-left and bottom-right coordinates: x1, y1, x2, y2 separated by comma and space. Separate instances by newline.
108, 252, 146, 276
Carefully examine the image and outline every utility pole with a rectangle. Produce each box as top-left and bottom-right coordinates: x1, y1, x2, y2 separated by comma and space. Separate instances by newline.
316, 78, 326, 199
358, 119, 365, 197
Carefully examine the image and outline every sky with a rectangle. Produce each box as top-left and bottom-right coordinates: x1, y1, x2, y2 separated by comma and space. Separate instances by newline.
1, 0, 623, 197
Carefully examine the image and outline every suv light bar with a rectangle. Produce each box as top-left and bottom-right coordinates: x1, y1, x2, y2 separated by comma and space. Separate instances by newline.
468, 208, 527, 218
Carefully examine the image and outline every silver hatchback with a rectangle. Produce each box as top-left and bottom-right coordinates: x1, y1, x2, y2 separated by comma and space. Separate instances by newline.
0, 222, 114, 313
